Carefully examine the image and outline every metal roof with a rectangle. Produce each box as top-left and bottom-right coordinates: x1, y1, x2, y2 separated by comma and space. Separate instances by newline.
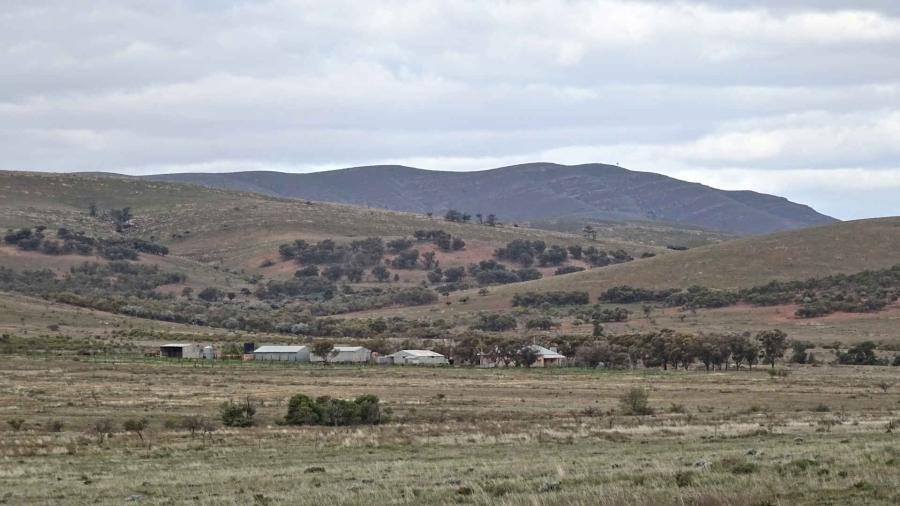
528, 345, 566, 359
161, 343, 195, 348
254, 345, 307, 353
394, 349, 444, 357
333, 346, 367, 352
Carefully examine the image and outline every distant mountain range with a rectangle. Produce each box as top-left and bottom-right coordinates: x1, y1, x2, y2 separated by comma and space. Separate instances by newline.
145, 162, 836, 235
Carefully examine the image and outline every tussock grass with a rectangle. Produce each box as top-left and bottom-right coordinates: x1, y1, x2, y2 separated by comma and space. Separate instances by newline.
1, 357, 898, 504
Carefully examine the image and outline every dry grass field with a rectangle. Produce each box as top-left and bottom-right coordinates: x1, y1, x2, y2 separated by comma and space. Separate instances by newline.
1, 356, 898, 505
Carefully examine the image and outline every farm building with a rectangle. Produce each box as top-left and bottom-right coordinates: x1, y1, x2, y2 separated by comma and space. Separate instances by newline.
528, 345, 566, 367
159, 343, 202, 359
253, 345, 310, 362
310, 346, 372, 363
380, 349, 448, 366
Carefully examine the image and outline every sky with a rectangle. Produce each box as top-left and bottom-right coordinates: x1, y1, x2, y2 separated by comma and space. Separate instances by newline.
2, 1, 900, 220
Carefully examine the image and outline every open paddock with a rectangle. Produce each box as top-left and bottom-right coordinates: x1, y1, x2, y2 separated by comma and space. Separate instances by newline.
1, 356, 898, 505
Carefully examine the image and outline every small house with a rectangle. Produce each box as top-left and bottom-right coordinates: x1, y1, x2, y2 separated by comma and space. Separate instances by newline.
381, 349, 448, 366
311, 345, 372, 363
528, 345, 566, 367
159, 343, 202, 359
253, 345, 310, 362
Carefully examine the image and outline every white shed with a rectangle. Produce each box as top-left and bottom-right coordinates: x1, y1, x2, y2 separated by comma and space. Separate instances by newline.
253, 345, 310, 362
311, 346, 372, 363
382, 349, 448, 366
160, 343, 202, 359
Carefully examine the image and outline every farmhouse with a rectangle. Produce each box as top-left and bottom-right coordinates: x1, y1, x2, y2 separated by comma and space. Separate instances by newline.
381, 349, 448, 366
528, 345, 566, 367
311, 346, 372, 363
159, 343, 202, 359
253, 345, 310, 362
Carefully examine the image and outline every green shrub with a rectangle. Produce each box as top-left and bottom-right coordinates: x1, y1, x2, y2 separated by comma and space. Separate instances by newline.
619, 387, 653, 416
220, 399, 256, 427
284, 393, 382, 426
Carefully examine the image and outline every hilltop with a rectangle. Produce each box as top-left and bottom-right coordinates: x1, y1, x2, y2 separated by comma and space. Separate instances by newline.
146, 162, 837, 235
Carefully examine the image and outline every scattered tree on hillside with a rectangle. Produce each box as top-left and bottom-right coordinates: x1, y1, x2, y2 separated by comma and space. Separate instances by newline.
420, 251, 438, 270
371, 265, 391, 282
444, 209, 471, 223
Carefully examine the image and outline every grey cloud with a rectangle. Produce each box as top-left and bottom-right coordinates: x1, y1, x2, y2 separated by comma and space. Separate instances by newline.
1, 0, 899, 219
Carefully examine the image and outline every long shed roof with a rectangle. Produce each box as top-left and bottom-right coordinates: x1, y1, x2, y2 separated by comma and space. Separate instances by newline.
254, 345, 307, 353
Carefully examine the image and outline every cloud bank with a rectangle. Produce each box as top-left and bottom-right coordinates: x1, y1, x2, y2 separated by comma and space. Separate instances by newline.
2, 0, 899, 219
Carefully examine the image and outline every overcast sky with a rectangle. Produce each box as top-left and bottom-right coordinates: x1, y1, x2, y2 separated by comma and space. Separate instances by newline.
3, 1, 900, 219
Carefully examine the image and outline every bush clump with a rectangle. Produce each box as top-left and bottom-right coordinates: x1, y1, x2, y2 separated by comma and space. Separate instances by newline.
284, 394, 382, 426
220, 399, 256, 427
512, 291, 590, 307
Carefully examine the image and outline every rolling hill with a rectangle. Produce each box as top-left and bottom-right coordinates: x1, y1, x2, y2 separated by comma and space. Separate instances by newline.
146, 162, 837, 235
0, 170, 666, 269
1, 170, 897, 347
387, 216, 900, 314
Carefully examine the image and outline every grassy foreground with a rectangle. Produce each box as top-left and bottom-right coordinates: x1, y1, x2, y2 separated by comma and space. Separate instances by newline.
1, 357, 898, 505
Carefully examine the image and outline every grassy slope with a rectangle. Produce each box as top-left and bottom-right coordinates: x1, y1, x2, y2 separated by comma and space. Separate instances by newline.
0, 171, 665, 277
355, 217, 900, 345
389, 217, 900, 311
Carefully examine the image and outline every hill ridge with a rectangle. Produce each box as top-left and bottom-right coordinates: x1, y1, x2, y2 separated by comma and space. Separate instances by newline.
142, 162, 836, 235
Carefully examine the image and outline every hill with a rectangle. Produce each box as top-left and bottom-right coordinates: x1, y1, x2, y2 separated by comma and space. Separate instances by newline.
393, 217, 900, 305
146, 162, 837, 235
0, 170, 665, 276
351, 217, 900, 345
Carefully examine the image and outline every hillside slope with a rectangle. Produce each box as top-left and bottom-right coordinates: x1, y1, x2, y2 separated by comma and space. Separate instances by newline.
0, 170, 663, 276
369, 217, 900, 317
147, 163, 837, 235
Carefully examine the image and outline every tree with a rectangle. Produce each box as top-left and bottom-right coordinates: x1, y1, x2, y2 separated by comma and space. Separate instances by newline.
472, 312, 517, 332
311, 340, 335, 364
371, 265, 391, 282
420, 251, 438, 270
485, 214, 498, 227
444, 209, 465, 222
582, 225, 597, 241
790, 341, 813, 364
390, 249, 420, 269
295, 265, 319, 277
838, 341, 880, 365
88, 202, 98, 217
197, 287, 223, 302
345, 266, 364, 283
322, 265, 344, 281
757, 329, 788, 368
516, 346, 540, 367
443, 266, 466, 283
525, 316, 557, 330
475, 213, 483, 224
123, 418, 149, 444
111, 207, 133, 230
